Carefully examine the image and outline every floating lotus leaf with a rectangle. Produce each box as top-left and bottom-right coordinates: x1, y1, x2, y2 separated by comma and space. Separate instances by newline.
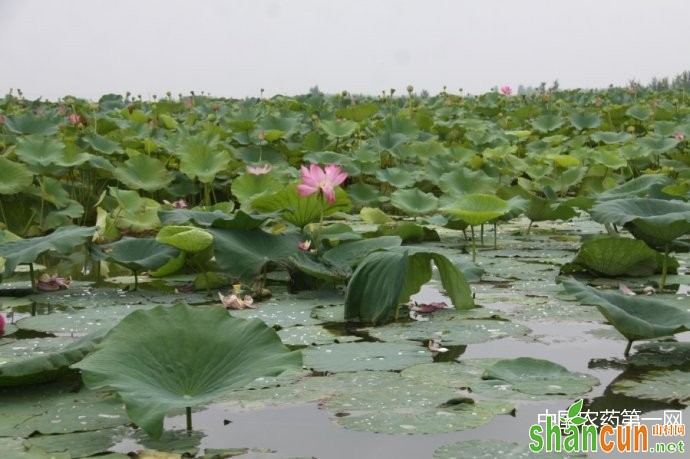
561, 279, 690, 346
0, 330, 106, 386
73, 304, 302, 439
568, 111, 602, 130
0, 157, 33, 195
611, 369, 690, 404
16, 305, 154, 335
0, 225, 95, 276
112, 155, 173, 191
441, 194, 510, 226
323, 372, 513, 434
156, 225, 213, 253
24, 429, 121, 458
277, 324, 358, 346
303, 341, 430, 372
566, 237, 667, 277
0, 379, 127, 437
479, 357, 599, 397
391, 188, 439, 215
590, 198, 690, 247
364, 316, 530, 346
230, 292, 342, 327
627, 342, 690, 368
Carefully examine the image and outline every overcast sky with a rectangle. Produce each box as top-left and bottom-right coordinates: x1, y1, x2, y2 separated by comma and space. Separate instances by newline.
1, 0, 689, 101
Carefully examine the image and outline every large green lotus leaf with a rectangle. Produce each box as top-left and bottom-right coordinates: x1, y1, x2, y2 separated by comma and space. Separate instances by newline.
364, 316, 530, 346
113, 155, 173, 191
611, 369, 690, 404
375, 167, 416, 188
0, 225, 95, 276
4, 113, 59, 135
290, 250, 352, 281
0, 379, 128, 437
479, 357, 599, 396
344, 250, 408, 325
149, 250, 187, 277
561, 279, 690, 342
627, 341, 690, 368
439, 168, 496, 196
590, 198, 690, 245
595, 174, 673, 201
320, 119, 358, 138
108, 187, 161, 232
391, 188, 439, 215
258, 115, 300, 140
177, 142, 231, 183
93, 237, 181, 273
15, 135, 69, 172
359, 207, 393, 224
569, 237, 664, 277
0, 157, 33, 195
208, 227, 300, 282
277, 324, 359, 346
590, 131, 633, 144
335, 103, 379, 122
568, 111, 602, 131
636, 136, 680, 154
377, 116, 419, 150
531, 114, 564, 133
252, 183, 351, 228
16, 305, 154, 335
73, 304, 302, 440
231, 172, 283, 206
303, 341, 429, 372
81, 134, 123, 155
589, 149, 627, 169
347, 182, 387, 206
0, 330, 106, 386
156, 225, 213, 253
441, 194, 510, 226
26, 286, 209, 308
324, 373, 513, 434
626, 105, 653, 121
433, 439, 587, 459
229, 292, 343, 327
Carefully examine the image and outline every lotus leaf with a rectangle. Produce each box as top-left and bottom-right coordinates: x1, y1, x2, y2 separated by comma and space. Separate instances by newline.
391, 188, 439, 215
303, 341, 429, 372
566, 237, 668, 277
595, 174, 673, 200
479, 357, 599, 396
612, 369, 690, 404
0, 329, 106, 386
81, 134, 123, 155
159, 209, 265, 229
375, 167, 417, 188
441, 194, 510, 226
0, 225, 95, 276
16, 305, 155, 335
251, 183, 351, 228
156, 225, 213, 253
636, 136, 680, 154
113, 155, 173, 191
590, 131, 633, 144
231, 172, 283, 206
72, 304, 302, 439
0, 157, 33, 195
94, 237, 180, 273
334, 103, 378, 121
176, 139, 231, 183
4, 113, 59, 135
24, 429, 120, 458
320, 119, 358, 138
568, 111, 602, 130
531, 114, 565, 133
433, 439, 587, 459
347, 182, 387, 206
208, 227, 300, 282
561, 279, 690, 353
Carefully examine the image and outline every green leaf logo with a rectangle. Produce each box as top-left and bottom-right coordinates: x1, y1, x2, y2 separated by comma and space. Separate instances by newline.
567, 399, 585, 425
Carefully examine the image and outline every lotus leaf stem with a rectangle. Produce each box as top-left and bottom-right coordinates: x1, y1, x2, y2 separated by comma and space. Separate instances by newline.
660, 244, 669, 290
624, 340, 633, 357
470, 226, 476, 262
29, 263, 36, 294
186, 406, 192, 432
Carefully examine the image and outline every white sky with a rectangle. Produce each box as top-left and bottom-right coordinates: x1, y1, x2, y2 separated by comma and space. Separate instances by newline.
1, 0, 689, 100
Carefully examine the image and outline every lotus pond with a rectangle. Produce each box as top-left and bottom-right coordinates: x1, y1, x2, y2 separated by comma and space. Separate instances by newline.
1, 87, 690, 458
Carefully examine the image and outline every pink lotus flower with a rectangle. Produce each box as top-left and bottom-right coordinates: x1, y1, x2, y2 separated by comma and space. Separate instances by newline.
500, 86, 512, 95
37, 274, 72, 292
163, 199, 188, 209
298, 240, 312, 251
675, 133, 685, 141
296, 164, 348, 204
218, 292, 256, 309
246, 163, 272, 175
69, 113, 81, 125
